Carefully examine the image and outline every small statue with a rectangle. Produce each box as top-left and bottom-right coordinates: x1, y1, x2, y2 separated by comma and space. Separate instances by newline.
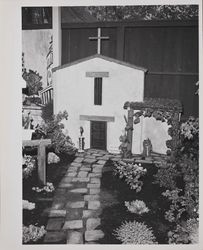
143, 138, 152, 157
79, 126, 85, 152
80, 126, 84, 137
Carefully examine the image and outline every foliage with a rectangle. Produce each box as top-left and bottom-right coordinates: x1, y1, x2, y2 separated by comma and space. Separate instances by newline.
41, 101, 54, 122
168, 218, 199, 244
22, 155, 36, 179
40, 111, 77, 155
113, 221, 157, 244
162, 189, 187, 223
180, 116, 199, 140
125, 200, 149, 215
47, 152, 60, 164
153, 162, 180, 190
22, 69, 43, 96
179, 117, 199, 159
32, 182, 55, 193
86, 5, 198, 21
23, 225, 46, 243
23, 200, 35, 210
23, 95, 42, 106
114, 161, 147, 192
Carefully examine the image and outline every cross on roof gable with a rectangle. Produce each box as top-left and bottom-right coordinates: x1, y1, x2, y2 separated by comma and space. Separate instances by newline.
52, 54, 148, 73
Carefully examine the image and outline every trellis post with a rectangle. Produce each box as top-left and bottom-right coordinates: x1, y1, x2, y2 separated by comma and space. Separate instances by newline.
126, 108, 134, 156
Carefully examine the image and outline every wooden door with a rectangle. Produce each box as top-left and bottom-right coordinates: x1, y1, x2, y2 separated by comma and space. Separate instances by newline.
90, 121, 107, 150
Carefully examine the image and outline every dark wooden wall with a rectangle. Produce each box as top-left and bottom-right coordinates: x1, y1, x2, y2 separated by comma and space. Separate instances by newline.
61, 20, 199, 118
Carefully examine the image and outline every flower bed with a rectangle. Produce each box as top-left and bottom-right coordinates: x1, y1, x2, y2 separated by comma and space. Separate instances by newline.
98, 116, 198, 245
22, 153, 74, 244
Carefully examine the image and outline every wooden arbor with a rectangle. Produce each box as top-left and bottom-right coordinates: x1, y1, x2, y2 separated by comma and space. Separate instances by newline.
123, 98, 182, 157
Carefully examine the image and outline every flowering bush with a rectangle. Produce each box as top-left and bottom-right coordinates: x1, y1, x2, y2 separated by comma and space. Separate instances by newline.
23, 200, 35, 210
179, 116, 199, 159
125, 200, 149, 215
23, 225, 46, 243
153, 162, 180, 190
168, 218, 199, 244
113, 221, 157, 244
32, 182, 55, 193
40, 111, 77, 155
180, 116, 199, 140
22, 155, 36, 179
114, 161, 147, 192
47, 152, 60, 164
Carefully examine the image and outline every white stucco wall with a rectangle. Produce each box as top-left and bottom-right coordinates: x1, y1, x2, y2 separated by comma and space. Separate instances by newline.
53, 57, 145, 154
22, 29, 52, 88
142, 117, 171, 154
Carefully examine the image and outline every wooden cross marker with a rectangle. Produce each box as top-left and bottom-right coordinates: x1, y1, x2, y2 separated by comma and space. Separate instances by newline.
89, 28, 109, 54
23, 139, 51, 185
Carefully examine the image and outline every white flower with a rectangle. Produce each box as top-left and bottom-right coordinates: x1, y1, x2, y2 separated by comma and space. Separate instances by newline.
23, 200, 35, 210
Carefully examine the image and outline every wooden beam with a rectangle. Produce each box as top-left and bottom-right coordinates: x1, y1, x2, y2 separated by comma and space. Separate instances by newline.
80, 115, 115, 122
22, 139, 51, 147
38, 142, 46, 185
116, 26, 125, 61
62, 20, 198, 29
86, 71, 109, 77
147, 71, 198, 76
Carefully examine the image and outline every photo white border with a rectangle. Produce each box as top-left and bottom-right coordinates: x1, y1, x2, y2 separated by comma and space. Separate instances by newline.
0, 1, 202, 250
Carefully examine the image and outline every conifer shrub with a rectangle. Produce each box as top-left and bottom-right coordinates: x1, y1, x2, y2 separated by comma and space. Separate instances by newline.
113, 221, 157, 244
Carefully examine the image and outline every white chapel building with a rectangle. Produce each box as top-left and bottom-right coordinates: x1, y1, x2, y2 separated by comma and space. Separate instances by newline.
53, 54, 146, 154
48, 8, 171, 155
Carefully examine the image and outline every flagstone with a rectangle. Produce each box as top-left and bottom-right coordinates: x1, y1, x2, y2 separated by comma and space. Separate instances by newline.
46, 218, 64, 231
84, 194, 99, 201
74, 157, 84, 163
72, 177, 90, 183
63, 220, 83, 229
85, 230, 104, 241
87, 183, 100, 188
89, 188, 100, 195
86, 218, 101, 230
71, 162, 82, 167
88, 201, 100, 210
83, 158, 97, 164
67, 231, 83, 244
77, 171, 88, 178
43, 231, 66, 243
66, 201, 85, 209
70, 188, 88, 194
90, 178, 101, 184
97, 160, 106, 165
88, 173, 102, 178
48, 209, 66, 218
67, 172, 77, 177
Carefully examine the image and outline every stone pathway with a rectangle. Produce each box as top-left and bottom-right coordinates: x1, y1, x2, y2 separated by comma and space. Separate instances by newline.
44, 149, 121, 244
43, 149, 166, 244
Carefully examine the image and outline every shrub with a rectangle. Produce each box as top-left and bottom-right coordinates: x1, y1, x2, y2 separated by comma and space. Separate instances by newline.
153, 162, 181, 190
41, 101, 53, 122
113, 221, 157, 244
22, 69, 43, 96
168, 218, 199, 244
22, 155, 36, 179
40, 111, 77, 155
23, 225, 46, 243
113, 161, 147, 192
125, 200, 149, 215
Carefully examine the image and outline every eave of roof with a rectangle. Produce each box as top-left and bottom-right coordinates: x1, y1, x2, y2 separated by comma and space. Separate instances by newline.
52, 54, 148, 73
